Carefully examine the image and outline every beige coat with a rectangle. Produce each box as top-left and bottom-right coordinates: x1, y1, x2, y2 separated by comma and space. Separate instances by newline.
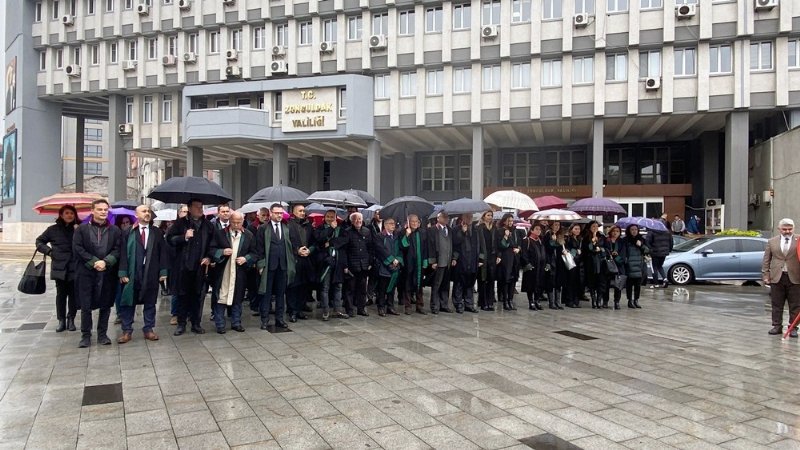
762, 234, 800, 284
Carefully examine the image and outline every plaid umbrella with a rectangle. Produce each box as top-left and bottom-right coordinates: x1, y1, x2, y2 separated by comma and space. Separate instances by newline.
568, 197, 626, 215
616, 216, 669, 232
33, 192, 104, 215
484, 190, 538, 211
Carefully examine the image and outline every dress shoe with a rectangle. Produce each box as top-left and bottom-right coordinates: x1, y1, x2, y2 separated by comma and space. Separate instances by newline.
431, 310, 439, 315
768, 326, 782, 335
56, 320, 66, 333
333, 311, 349, 319
78, 336, 91, 348
190, 325, 206, 334
614, 302, 620, 310
216, 328, 226, 334
465, 307, 479, 313
144, 331, 159, 341
174, 325, 186, 336
628, 300, 635, 309
357, 309, 369, 317
456, 308, 464, 314
378, 308, 386, 317
509, 301, 517, 310
67, 318, 76, 331
260, 323, 270, 330
416, 308, 427, 315
114, 315, 121, 325
169, 316, 178, 325
791, 329, 798, 338
97, 335, 112, 346
297, 313, 309, 320
439, 308, 453, 313
567, 304, 579, 308
322, 312, 330, 321
387, 309, 400, 316
289, 314, 298, 323
633, 299, 642, 309
117, 333, 132, 344
232, 325, 245, 332
275, 321, 290, 329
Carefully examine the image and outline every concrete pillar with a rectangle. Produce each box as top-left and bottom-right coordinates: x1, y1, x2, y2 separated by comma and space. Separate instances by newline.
393, 153, 406, 198
309, 155, 324, 192
724, 111, 749, 229
165, 158, 181, 179
232, 157, 248, 208
257, 161, 273, 188
700, 132, 720, 201
75, 116, 85, 192
186, 146, 203, 177
273, 143, 289, 185
108, 95, 128, 201
367, 140, 382, 202
221, 165, 234, 200
791, 110, 800, 129
403, 155, 415, 195
471, 126, 484, 200
591, 119, 604, 198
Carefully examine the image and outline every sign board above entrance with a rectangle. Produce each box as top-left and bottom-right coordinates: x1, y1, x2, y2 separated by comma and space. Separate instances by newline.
281, 88, 338, 133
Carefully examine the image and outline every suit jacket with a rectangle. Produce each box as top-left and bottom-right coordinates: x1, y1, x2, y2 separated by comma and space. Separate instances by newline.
73, 221, 122, 309
255, 221, 296, 293
210, 227, 256, 302
428, 224, 457, 267
763, 234, 800, 284
118, 225, 170, 305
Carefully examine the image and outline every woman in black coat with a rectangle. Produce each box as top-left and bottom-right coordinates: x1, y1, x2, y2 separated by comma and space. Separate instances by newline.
35, 205, 79, 332
563, 223, 584, 308
623, 224, 649, 309
496, 213, 520, 310
545, 221, 565, 309
476, 211, 499, 311
602, 226, 626, 309
581, 221, 607, 309
521, 224, 547, 310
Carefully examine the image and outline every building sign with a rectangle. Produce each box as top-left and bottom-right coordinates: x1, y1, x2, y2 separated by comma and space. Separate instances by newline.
5, 57, 17, 115
2, 130, 17, 206
281, 88, 338, 133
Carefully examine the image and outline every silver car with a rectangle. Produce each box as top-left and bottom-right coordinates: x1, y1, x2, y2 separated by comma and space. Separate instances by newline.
664, 236, 767, 285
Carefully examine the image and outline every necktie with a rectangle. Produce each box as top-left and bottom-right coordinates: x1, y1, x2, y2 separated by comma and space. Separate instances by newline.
274, 223, 280, 240
140, 227, 146, 246
784, 237, 790, 255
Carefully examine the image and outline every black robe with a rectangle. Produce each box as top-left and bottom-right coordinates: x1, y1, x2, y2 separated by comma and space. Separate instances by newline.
453, 224, 482, 275
521, 237, 547, 293
118, 225, 170, 305
209, 228, 256, 305
496, 227, 520, 283
166, 216, 215, 295
73, 221, 122, 310
400, 229, 429, 291
314, 224, 348, 284
287, 217, 317, 287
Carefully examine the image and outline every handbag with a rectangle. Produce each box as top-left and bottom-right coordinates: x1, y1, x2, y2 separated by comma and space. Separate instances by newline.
611, 274, 628, 290
605, 258, 619, 274
18, 250, 47, 295
561, 245, 576, 271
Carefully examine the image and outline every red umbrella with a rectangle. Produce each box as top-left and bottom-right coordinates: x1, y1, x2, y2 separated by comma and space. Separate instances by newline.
33, 192, 104, 215
533, 195, 568, 210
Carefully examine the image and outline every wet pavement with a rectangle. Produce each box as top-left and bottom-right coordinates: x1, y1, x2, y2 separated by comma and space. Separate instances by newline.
0, 258, 798, 449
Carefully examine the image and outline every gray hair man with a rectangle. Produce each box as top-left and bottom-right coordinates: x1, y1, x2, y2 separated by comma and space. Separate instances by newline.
762, 218, 800, 337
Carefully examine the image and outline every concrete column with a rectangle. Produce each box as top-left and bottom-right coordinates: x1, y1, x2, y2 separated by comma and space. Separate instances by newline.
367, 140, 382, 202
591, 119, 604, 198
309, 155, 324, 192
165, 158, 181, 179
791, 110, 800, 129
700, 132, 720, 201
232, 157, 248, 208
393, 153, 406, 198
221, 165, 234, 201
186, 146, 203, 177
75, 116, 85, 193
273, 143, 289, 185
257, 161, 273, 188
472, 126, 484, 200
108, 95, 128, 201
724, 111, 749, 229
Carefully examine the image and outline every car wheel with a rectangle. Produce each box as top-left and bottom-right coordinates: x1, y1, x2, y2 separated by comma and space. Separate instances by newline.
669, 264, 693, 285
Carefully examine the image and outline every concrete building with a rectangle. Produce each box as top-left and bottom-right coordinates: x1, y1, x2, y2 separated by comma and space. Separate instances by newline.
3, 0, 800, 242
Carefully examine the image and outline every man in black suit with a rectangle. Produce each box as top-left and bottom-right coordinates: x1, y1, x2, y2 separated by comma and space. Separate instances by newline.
210, 211, 255, 333
343, 212, 374, 317
118, 205, 169, 343
286, 203, 316, 323
428, 212, 457, 314
255, 203, 294, 329
167, 199, 215, 335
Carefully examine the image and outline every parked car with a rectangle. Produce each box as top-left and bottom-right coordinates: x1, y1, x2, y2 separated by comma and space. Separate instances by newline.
664, 236, 767, 285
672, 234, 689, 247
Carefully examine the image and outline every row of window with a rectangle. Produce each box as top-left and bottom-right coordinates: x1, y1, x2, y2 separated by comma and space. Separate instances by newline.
124, 94, 173, 123
36, 0, 164, 20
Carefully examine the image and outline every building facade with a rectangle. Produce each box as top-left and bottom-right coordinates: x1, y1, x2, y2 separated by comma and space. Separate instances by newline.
3, 0, 800, 241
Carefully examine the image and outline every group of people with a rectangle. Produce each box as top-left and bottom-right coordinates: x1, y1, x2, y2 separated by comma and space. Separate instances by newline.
35, 198, 667, 348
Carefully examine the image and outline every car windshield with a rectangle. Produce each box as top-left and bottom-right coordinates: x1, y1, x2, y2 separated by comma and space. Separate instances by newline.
672, 237, 713, 252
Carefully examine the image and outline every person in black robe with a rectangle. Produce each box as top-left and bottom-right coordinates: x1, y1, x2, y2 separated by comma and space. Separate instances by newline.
521, 224, 547, 311
400, 214, 429, 315
117, 205, 169, 343
452, 213, 482, 313
496, 213, 520, 310
476, 211, 498, 311
315, 210, 349, 320
286, 203, 316, 322
373, 217, 403, 316
209, 211, 255, 333
73, 199, 121, 348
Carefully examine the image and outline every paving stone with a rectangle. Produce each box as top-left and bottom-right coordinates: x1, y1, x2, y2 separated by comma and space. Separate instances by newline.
176, 431, 230, 449
126, 430, 179, 450
170, 409, 220, 438
218, 416, 273, 447
125, 408, 172, 436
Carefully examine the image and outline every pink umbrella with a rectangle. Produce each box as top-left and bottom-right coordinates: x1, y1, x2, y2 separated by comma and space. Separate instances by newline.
533, 195, 568, 210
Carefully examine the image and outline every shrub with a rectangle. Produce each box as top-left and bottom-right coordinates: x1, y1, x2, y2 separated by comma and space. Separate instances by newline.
716, 229, 762, 237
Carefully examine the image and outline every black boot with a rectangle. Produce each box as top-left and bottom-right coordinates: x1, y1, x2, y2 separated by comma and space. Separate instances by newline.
614, 301, 620, 310
67, 318, 76, 331
56, 320, 66, 333
633, 299, 642, 309
555, 289, 565, 310
503, 301, 511, 311
628, 300, 635, 308
528, 295, 536, 310
534, 299, 542, 310
547, 291, 556, 309
508, 299, 517, 310
590, 292, 598, 309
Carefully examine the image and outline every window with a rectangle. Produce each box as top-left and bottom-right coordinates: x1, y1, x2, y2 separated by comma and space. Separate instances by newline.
542, 59, 562, 87
147, 38, 157, 60
750, 41, 773, 71
124, 0, 133, 9
274, 93, 282, 121
164, 0, 173, 4
55, 48, 63, 69
704, 239, 737, 254
640, 0, 661, 9
69, 0, 76, 15
790, 39, 800, 68
188, 33, 198, 53
400, 72, 417, 97
575, 0, 595, 14
322, 19, 337, 42
339, 88, 346, 118
125, 96, 134, 123
482, 65, 500, 91
162, 94, 172, 122
426, 7, 443, 32
87, 0, 95, 14
710, 44, 732, 73
298, 21, 312, 45
253, 27, 265, 49
573, 55, 593, 83
127, 40, 137, 60
513, 0, 532, 22
420, 154, 467, 192
453, 67, 472, 93
674, 47, 696, 76
83, 128, 103, 140
607, 0, 628, 12
606, 53, 626, 81
347, 16, 363, 40
605, 144, 687, 185
453, 4, 471, 29
540, 148, 585, 185
109, 42, 118, 63
543, 0, 562, 19
426, 70, 444, 95
72, 46, 81, 64
35, 2, 43, 22
230, 29, 242, 50
512, 62, 531, 88
372, 13, 388, 35
90, 45, 99, 65
216, 99, 230, 108
52, 0, 60, 19
167, 36, 177, 56
399, 10, 415, 35
84, 162, 103, 175
740, 239, 766, 252
39, 51, 47, 70
105, 0, 114, 12
275, 24, 288, 47
84, 145, 103, 158
209, 31, 219, 53
482, 0, 501, 25
237, 98, 250, 107
374, 73, 390, 98
142, 96, 153, 123
639, 50, 661, 78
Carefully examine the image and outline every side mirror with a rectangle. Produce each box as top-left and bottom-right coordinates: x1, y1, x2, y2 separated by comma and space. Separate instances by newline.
701, 249, 714, 257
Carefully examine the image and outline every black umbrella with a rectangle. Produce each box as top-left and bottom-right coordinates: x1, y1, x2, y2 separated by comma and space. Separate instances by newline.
343, 189, 379, 207
380, 196, 435, 223
248, 184, 310, 204
148, 176, 232, 205
308, 190, 368, 207
442, 198, 491, 216
111, 200, 138, 210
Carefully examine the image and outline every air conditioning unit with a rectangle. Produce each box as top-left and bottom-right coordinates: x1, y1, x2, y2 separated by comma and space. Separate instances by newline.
270, 60, 288, 74
573, 13, 589, 28
222, 0, 235, 5
675, 4, 696, 18
754, 0, 778, 10
368, 34, 387, 50
65, 64, 81, 77
178, 0, 191, 10
122, 60, 138, 71
118, 123, 133, 135
225, 65, 241, 78
644, 77, 661, 90
272, 45, 286, 56
319, 41, 335, 53
162, 55, 177, 66
763, 190, 773, 205
705, 198, 722, 208
61, 15, 75, 26
137, 3, 150, 15
225, 49, 238, 61
748, 193, 760, 207
183, 52, 197, 63
481, 25, 499, 39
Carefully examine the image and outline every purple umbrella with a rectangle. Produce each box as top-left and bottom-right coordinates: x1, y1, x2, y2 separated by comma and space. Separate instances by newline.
568, 198, 626, 215
616, 216, 669, 232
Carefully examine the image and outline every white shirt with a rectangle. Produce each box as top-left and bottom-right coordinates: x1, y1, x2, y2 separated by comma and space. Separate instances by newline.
137, 225, 150, 264
271, 221, 282, 240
